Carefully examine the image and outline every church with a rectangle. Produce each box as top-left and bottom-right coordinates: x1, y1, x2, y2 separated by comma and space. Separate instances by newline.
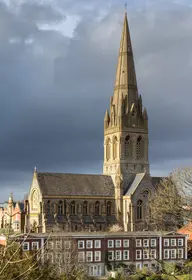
25, 12, 161, 233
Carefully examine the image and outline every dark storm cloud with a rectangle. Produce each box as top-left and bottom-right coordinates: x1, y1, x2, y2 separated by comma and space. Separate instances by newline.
0, 0, 191, 201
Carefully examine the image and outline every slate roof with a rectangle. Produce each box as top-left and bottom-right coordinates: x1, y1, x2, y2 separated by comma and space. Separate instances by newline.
151, 177, 163, 187
36, 172, 115, 197
124, 173, 145, 196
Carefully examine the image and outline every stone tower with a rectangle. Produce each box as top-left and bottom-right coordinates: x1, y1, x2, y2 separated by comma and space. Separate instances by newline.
103, 12, 149, 191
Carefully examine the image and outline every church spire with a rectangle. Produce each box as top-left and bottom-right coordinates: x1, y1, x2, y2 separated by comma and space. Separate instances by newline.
113, 12, 138, 115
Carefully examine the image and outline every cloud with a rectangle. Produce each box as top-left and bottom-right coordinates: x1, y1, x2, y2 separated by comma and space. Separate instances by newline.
0, 0, 191, 201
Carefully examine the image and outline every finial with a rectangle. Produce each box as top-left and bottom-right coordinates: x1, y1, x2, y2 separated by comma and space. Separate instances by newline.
9, 192, 13, 202
34, 166, 37, 172
125, 2, 127, 13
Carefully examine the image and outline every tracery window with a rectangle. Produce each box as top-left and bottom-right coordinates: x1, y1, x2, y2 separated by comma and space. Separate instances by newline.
83, 201, 88, 215
113, 137, 118, 159
124, 135, 131, 158
70, 201, 75, 215
95, 201, 100, 216
136, 136, 143, 160
31, 190, 39, 211
136, 200, 143, 220
106, 138, 111, 161
58, 200, 63, 215
107, 201, 112, 216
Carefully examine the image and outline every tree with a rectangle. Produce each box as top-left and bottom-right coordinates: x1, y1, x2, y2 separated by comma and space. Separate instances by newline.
148, 168, 192, 230
0, 239, 59, 280
45, 237, 89, 280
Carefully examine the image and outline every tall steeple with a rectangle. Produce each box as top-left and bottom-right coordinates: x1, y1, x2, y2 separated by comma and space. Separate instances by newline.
103, 11, 149, 189
113, 12, 138, 117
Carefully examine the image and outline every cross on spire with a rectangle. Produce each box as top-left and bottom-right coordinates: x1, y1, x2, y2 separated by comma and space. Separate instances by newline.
125, 2, 127, 13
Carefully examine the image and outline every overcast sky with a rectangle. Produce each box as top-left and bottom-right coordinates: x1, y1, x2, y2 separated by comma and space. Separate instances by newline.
0, 0, 192, 201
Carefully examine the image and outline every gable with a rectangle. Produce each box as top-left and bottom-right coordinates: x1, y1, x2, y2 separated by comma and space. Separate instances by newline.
28, 171, 42, 207
124, 173, 156, 198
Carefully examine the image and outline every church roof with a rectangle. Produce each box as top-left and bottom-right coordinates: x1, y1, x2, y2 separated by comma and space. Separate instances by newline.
151, 176, 163, 187
124, 173, 145, 196
36, 172, 115, 197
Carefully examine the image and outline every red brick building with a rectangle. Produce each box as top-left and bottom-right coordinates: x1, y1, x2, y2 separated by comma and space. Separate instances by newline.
11, 231, 187, 277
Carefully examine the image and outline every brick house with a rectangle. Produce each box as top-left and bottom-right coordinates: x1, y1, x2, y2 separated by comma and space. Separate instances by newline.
10, 231, 187, 277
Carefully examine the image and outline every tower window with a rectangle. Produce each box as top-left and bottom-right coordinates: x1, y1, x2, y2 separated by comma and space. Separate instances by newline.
113, 137, 118, 159
136, 136, 143, 160
136, 200, 143, 220
124, 135, 131, 158
106, 138, 111, 161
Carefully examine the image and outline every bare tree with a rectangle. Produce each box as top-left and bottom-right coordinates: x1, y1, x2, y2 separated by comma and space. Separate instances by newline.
45, 236, 89, 280
148, 168, 192, 231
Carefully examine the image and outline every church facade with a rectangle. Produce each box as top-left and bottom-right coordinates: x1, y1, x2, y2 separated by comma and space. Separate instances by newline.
25, 12, 160, 234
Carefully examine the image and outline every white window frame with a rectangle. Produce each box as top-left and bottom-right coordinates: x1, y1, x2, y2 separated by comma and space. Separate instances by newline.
136, 250, 142, 260
94, 240, 101, 249
171, 239, 176, 246
171, 249, 176, 259
64, 241, 71, 249
47, 241, 53, 250
47, 253, 53, 263
108, 251, 114, 261
78, 252, 85, 262
55, 253, 62, 265
115, 240, 121, 248
22, 242, 29, 251
86, 240, 93, 249
95, 251, 101, 262
178, 239, 183, 246
143, 249, 149, 260
108, 240, 114, 248
56, 240, 62, 249
164, 249, 169, 259
143, 239, 149, 248
136, 239, 142, 247
150, 249, 156, 259
136, 263, 142, 269
151, 239, 156, 247
178, 248, 183, 259
123, 250, 129, 260
164, 239, 169, 247
123, 239, 129, 248
86, 251, 93, 262
32, 242, 39, 250
115, 250, 122, 261
78, 240, 85, 249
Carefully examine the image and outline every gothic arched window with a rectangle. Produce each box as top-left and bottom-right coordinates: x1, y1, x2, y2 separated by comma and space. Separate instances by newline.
31, 190, 39, 210
95, 201, 100, 216
124, 135, 131, 158
83, 201, 88, 215
70, 201, 75, 215
106, 138, 111, 161
63, 201, 66, 215
113, 137, 118, 159
107, 201, 112, 216
58, 200, 63, 215
47, 200, 51, 215
136, 136, 143, 160
136, 200, 143, 220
